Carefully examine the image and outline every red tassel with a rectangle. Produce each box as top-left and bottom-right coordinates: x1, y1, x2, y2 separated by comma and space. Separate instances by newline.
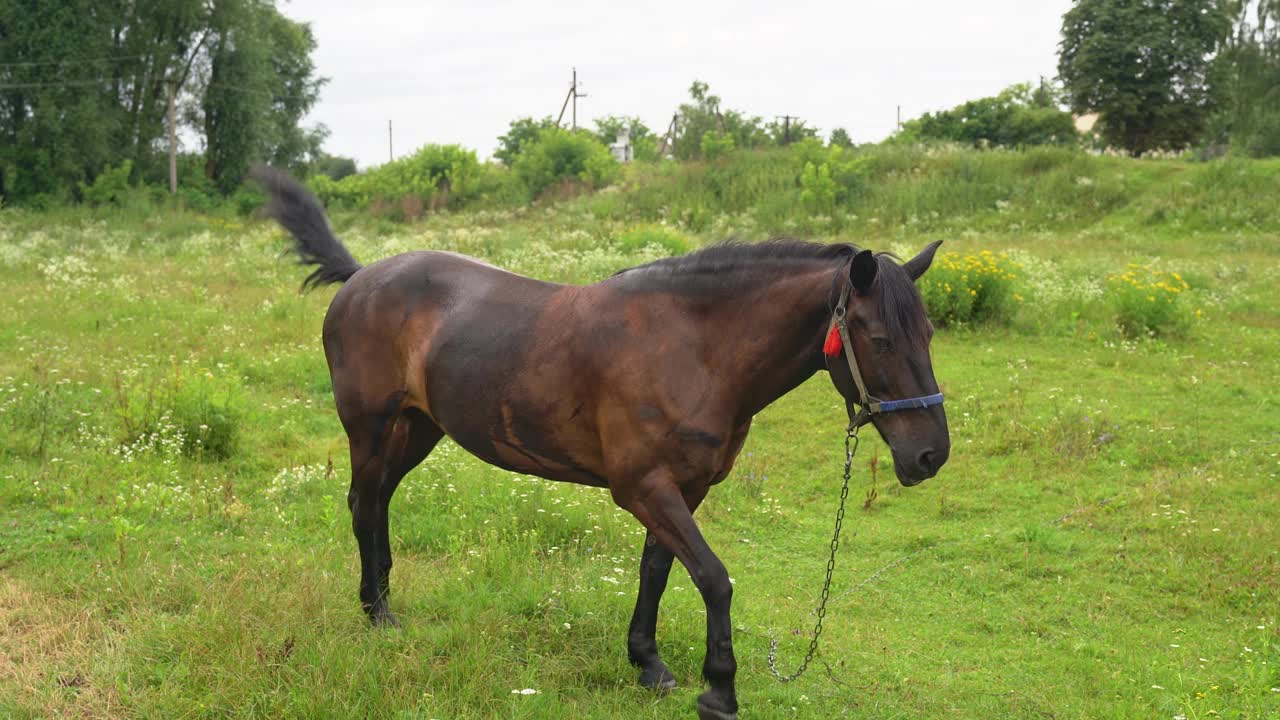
823, 324, 843, 356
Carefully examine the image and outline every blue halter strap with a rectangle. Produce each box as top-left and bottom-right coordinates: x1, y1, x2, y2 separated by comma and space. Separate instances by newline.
873, 393, 946, 413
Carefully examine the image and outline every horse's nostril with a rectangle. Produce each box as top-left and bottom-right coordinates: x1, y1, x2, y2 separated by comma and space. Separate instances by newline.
918, 449, 938, 474
918, 446, 950, 475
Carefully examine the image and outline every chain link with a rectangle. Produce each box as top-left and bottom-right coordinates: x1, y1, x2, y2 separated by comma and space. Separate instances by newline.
767, 428, 857, 682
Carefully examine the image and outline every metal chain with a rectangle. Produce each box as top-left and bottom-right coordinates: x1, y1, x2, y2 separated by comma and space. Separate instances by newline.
767, 428, 858, 682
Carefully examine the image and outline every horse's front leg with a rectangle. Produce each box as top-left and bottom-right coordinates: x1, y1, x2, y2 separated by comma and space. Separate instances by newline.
622, 474, 737, 720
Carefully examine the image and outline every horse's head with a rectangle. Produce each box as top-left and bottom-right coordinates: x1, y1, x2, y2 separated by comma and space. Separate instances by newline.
827, 241, 950, 486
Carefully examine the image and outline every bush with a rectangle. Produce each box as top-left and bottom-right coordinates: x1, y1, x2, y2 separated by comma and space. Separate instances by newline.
897, 83, 1077, 149
496, 116, 557, 166
78, 160, 134, 207
308, 144, 482, 218
917, 250, 1022, 326
231, 186, 265, 216
115, 372, 244, 461
513, 128, 619, 199
700, 131, 736, 160
616, 224, 690, 255
470, 163, 527, 207
1106, 264, 1194, 338
799, 161, 836, 213
169, 376, 243, 460
1242, 112, 1280, 158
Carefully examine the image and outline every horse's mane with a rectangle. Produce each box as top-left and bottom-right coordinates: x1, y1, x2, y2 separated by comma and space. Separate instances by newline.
616, 238, 853, 284
614, 238, 927, 346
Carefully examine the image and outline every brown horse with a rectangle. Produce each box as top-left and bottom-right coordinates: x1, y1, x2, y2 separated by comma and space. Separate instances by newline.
255, 168, 949, 720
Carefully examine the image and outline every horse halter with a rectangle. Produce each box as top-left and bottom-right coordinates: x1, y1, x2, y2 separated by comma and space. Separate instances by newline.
824, 275, 945, 432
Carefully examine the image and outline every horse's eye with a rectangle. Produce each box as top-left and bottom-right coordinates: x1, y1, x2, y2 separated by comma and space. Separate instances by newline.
872, 337, 894, 354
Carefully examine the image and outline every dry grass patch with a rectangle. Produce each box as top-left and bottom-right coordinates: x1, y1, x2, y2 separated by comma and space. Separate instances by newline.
0, 577, 123, 718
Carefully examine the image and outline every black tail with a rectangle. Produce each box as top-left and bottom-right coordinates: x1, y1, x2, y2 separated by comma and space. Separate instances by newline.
252, 165, 363, 291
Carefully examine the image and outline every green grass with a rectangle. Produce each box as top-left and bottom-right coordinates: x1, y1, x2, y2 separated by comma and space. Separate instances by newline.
1, 152, 1278, 719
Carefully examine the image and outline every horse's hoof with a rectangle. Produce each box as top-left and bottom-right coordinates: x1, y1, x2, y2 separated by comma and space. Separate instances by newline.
368, 610, 401, 629
653, 677, 678, 692
638, 665, 677, 692
640, 674, 677, 693
696, 695, 738, 720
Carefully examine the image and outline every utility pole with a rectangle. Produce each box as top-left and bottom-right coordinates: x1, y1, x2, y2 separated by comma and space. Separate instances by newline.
166, 80, 177, 194
657, 113, 679, 157
896, 105, 902, 131
556, 68, 588, 130
775, 115, 798, 145
388, 119, 394, 162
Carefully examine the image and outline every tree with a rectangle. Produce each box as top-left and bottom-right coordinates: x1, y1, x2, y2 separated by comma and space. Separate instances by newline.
671, 81, 771, 160
202, 0, 269, 193
765, 117, 818, 145
0, 0, 324, 204
1207, 0, 1280, 156
201, 0, 326, 193
259, 9, 328, 172
1059, 0, 1232, 156
898, 82, 1078, 148
828, 127, 854, 148
311, 153, 357, 181
0, 0, 122, 201
495, 116, 555, 166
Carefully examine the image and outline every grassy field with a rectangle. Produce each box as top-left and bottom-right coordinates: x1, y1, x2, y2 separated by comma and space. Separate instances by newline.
2, 153, 1279, 719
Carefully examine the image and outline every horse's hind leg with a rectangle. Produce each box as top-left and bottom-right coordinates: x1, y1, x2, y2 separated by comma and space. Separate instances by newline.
628, 532, 677, 689
627, 490, 706, 691
347, 407, 443, 626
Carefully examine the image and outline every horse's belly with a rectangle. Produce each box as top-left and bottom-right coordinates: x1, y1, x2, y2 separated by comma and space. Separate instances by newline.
436, 410, 609, 488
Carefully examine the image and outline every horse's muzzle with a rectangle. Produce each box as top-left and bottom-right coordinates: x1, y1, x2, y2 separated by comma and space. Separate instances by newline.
895, 444, 949, 486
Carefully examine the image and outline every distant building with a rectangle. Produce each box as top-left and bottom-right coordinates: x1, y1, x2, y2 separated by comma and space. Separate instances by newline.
1074, 113, 1099, 134
610, 126, 633, 163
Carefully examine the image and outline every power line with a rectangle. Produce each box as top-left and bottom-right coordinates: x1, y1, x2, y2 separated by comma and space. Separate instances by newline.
0, 78, 309, 104
208, 81, 271, 97
208, 81, 311, 103
0, 79, 109, 89
0, 54, 150, 69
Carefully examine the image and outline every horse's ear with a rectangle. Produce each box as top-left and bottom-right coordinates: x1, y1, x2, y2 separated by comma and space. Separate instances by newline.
850, 250, 877, 294
904, 240, 943, 282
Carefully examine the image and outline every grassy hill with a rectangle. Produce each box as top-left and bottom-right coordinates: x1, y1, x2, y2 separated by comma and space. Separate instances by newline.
1, 147, 1277, 719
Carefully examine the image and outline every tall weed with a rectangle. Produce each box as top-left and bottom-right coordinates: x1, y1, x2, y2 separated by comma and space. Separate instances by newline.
114, 371, 244, 461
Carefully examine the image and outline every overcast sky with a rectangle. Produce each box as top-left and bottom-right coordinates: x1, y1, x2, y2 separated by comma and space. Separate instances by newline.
291, 0, 1074, 169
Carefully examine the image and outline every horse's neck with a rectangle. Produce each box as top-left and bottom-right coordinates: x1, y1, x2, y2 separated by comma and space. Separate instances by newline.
706, 267, 835, 421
